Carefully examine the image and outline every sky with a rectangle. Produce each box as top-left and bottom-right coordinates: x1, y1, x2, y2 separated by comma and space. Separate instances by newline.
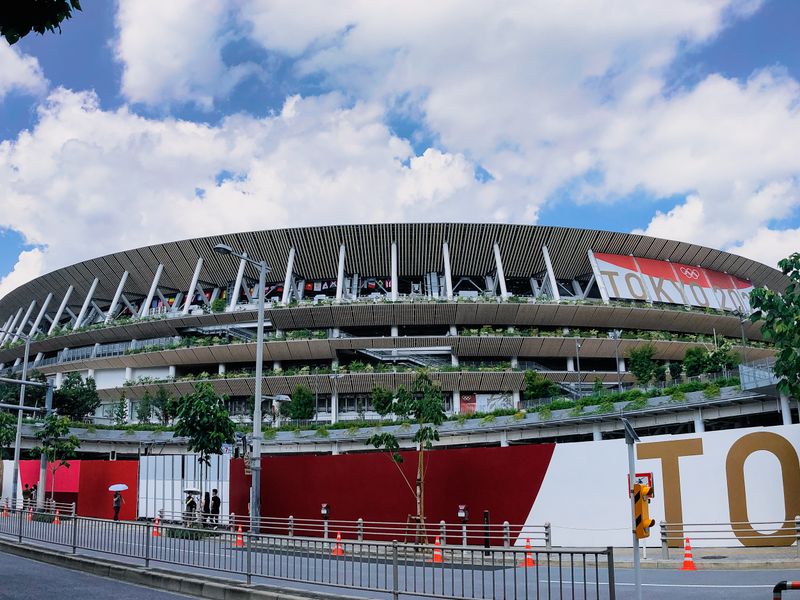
0, 0, 798, 299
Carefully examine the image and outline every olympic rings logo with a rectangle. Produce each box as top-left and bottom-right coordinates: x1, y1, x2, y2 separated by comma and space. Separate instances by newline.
680, 267, 701, 279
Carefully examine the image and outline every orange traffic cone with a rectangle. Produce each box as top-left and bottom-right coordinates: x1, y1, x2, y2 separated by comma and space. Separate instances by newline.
518, 538, 536, 567
235, 525, 244, 548
331, 531, 345, 557
26, 507, 32, 522
53, 510, 61, 526
152, 517, 161, 537
428, 536, 444, 563
681, 537, 696, 571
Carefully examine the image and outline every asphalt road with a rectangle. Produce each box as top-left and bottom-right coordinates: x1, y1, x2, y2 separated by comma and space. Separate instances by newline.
0, 550, 197, 600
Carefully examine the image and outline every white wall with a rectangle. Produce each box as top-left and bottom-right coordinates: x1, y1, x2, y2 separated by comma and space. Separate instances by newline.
93, 368, 127, 389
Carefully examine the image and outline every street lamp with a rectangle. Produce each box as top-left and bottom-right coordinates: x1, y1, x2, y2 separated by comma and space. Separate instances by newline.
608, 330, 623, 393
575, 339, 582, 399
214, 243, 271, 532
0, 326, 32, 507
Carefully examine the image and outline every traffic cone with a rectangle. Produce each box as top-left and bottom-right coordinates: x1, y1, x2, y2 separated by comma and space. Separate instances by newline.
331, 531, 345, 557
53, 510, 61, 526
26, 507, 32, 522
428, 536, 444, 563
680, 537, 696, 571
518, 538, 535, 567
234, 525, 244, 548
152, 517, 161, 537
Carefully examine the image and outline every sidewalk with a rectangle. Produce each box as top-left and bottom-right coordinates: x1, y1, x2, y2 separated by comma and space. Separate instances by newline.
609, 545, 800, 570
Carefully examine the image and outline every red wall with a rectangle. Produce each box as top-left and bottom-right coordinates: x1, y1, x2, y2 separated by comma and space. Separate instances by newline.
231, 444, 556, 540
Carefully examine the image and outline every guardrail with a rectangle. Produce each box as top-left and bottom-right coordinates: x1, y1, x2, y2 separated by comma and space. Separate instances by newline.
774, 581, 800, 599
0, 508, 615, 599
154, 510, 551, 547
659, 519, 799, 557
3, 497, 75, 516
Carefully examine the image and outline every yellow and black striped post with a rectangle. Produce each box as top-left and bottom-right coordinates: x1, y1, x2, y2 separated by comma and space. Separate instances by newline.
634, 483, 655, 539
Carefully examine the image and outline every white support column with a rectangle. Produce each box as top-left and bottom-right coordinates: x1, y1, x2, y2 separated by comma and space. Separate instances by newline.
452, 390, 461, 414
391, 241, 399, 301
493, 242, 509, 298
510, 356, 519, 368
281, 248, 296, 305
541, 245, 561, 301
87, 368, 95, 379
391, 326, 399, 337
13, 301, 36, 343
512, 389, 521, 408
168, 365, 177, 379
0, 315, 13, 344
217, 364, 226, 375
451, 353, 459, 367
442, 242, 454, 300
228, 254, 247, 312
592, 424, 602, 442
125, 367, 133, 382
693, 410, 705, 433
182, 258, 203, 315
2, 307, 23, 345
567, 357, 575, 371
54, 372, 63, 388
780, 392, 792, 425
105, 271, 129, 324
499, 430, 509, 448
587, 250, 610, 304
618, 357, 626, 373
336, 244, 346, 302
331, 389, 339, 425
74, 278, 99, 330
139, 264, 164, 318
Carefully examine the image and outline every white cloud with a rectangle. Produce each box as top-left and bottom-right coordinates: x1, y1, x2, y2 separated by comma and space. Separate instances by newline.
0, 248, 45, 300
728, 227, 800, 269
0, 88, 487, 287
0, 41, 47, 100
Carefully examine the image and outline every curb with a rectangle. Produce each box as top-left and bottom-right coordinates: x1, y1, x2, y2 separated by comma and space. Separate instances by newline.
0, 538, 364, 600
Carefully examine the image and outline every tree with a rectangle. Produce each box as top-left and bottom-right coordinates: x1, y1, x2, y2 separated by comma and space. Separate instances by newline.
0, 411, 15, 458
522, 370, 559, 400
668, 361, 683, 381
368, 372, 446, 539
653, 364, 667, 383
287, 385, 315, 420
371, 386, 394, 416
151, 386, 178, 425
112, 393, 128, 426
135, 391, 153, 423
705, 341, 739, 374
174, 382, 236, 469
683, 347, 708, 377
0, 0, 82, 45
627, 344, 656, 385
31, 414, 80, 501
53, 372, 100, 421
750, 252, 800, 399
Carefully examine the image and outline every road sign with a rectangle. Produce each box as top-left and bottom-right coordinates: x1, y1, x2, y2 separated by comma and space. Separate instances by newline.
627, 472, 654, 497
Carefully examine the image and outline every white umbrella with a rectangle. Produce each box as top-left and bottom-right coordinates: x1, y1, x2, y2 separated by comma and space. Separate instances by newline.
108, 484, 128, 492
183, 487, 201, 495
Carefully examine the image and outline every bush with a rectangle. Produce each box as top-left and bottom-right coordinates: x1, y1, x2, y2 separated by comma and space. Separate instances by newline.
703, 383, 721, 399
164, 526, 220, 540
537, 406, 552, 421
594, 401, 616, 414
624, 396, 648, 411
670, 390, 686, 403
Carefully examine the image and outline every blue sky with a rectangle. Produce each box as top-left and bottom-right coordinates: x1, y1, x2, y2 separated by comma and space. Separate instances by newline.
0, 0, 798, 297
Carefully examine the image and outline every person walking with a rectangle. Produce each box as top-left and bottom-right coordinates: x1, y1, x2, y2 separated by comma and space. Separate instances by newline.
22, 484, 31, 509
112, 491, 124, 521
210, 489, 221, 526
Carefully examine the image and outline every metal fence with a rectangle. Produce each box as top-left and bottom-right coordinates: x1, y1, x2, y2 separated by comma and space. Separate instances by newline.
0, 508, 616, 599
659, 519, 799, 557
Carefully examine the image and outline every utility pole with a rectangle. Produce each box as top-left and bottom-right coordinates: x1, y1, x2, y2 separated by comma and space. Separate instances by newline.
622, 417, 642, 600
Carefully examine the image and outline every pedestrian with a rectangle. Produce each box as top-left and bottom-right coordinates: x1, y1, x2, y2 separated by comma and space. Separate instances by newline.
31, 484, 37, 505
185, 494, 197, 526
112, 491, 124, 521
210, 489, 220, 526
22, 484, 31, 509
202, 491, 210, 524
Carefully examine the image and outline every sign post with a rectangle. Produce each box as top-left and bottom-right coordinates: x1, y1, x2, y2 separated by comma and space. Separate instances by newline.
622, 418, 642, 600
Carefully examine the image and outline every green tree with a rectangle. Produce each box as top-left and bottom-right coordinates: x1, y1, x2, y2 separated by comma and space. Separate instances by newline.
112, 393, 128, 426
287, 385, 315, 420
174, 382, 236, 469
750, 252, 800, 398
627, 344, 656, 385
1, 0, 82, 45
522, 370, 559, 400
151, 386, 178, 425
653, 364, 667, 383
31, 414, 80, 501
53, 372, 100, 421
705, 340, 739, 374
135, 391, 153, 423
371, 386, 394, 416
668, 362, 683, 381
368, 372, 446, 536
683, 347, 708, 377
0, 411, 15, 458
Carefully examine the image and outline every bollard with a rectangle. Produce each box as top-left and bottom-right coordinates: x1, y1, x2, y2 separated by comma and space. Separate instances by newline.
391, 541, 399, 600
462, 522, 468, 547
439, 520, 446, 545
483, 510, 490, 554
795, 516, 800, 558
71, 513, 78, 554
288, 515, 294, 537
158, 508, 164, 524
545, 522, 552, 549
145, 522, 151, 568
503, 521, 510, 547
358, 518, 364, 542
230, 512, 236, 531
661, 521, 669, 559
71, 502, 76, 517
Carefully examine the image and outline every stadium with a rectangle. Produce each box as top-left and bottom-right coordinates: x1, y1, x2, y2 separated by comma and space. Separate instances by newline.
0, 223, 796, 548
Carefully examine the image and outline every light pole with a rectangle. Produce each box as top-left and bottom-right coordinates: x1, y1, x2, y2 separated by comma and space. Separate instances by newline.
214, 243, 271, 532
0, 327, 32, 507
609, 330, 623, 393
575, 339, 582, 399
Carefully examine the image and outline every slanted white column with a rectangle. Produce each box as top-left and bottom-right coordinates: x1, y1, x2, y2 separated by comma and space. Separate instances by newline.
493, 242, 509, 298
0, 315, 13, 343
182, 258, 203, 315
13, 300, 36, 343
29, 293, 53, 336
2, 307, 23, 345
694, 410, 705, 433
452, 390, 461, 414
442, 242, 454, 300
391, 241, 399, 301
780, 392, 792, 425
592, 424, 602, 442
228, 254, 247, 312
541, 245, 561, 301
106, 271, 129, 324
281, 248, 296, 305
139, 264, 164, 318
335, 243, 346, 302
49, 286, 74, 335
74, 278, 99, 330
54, 372, 63, 388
